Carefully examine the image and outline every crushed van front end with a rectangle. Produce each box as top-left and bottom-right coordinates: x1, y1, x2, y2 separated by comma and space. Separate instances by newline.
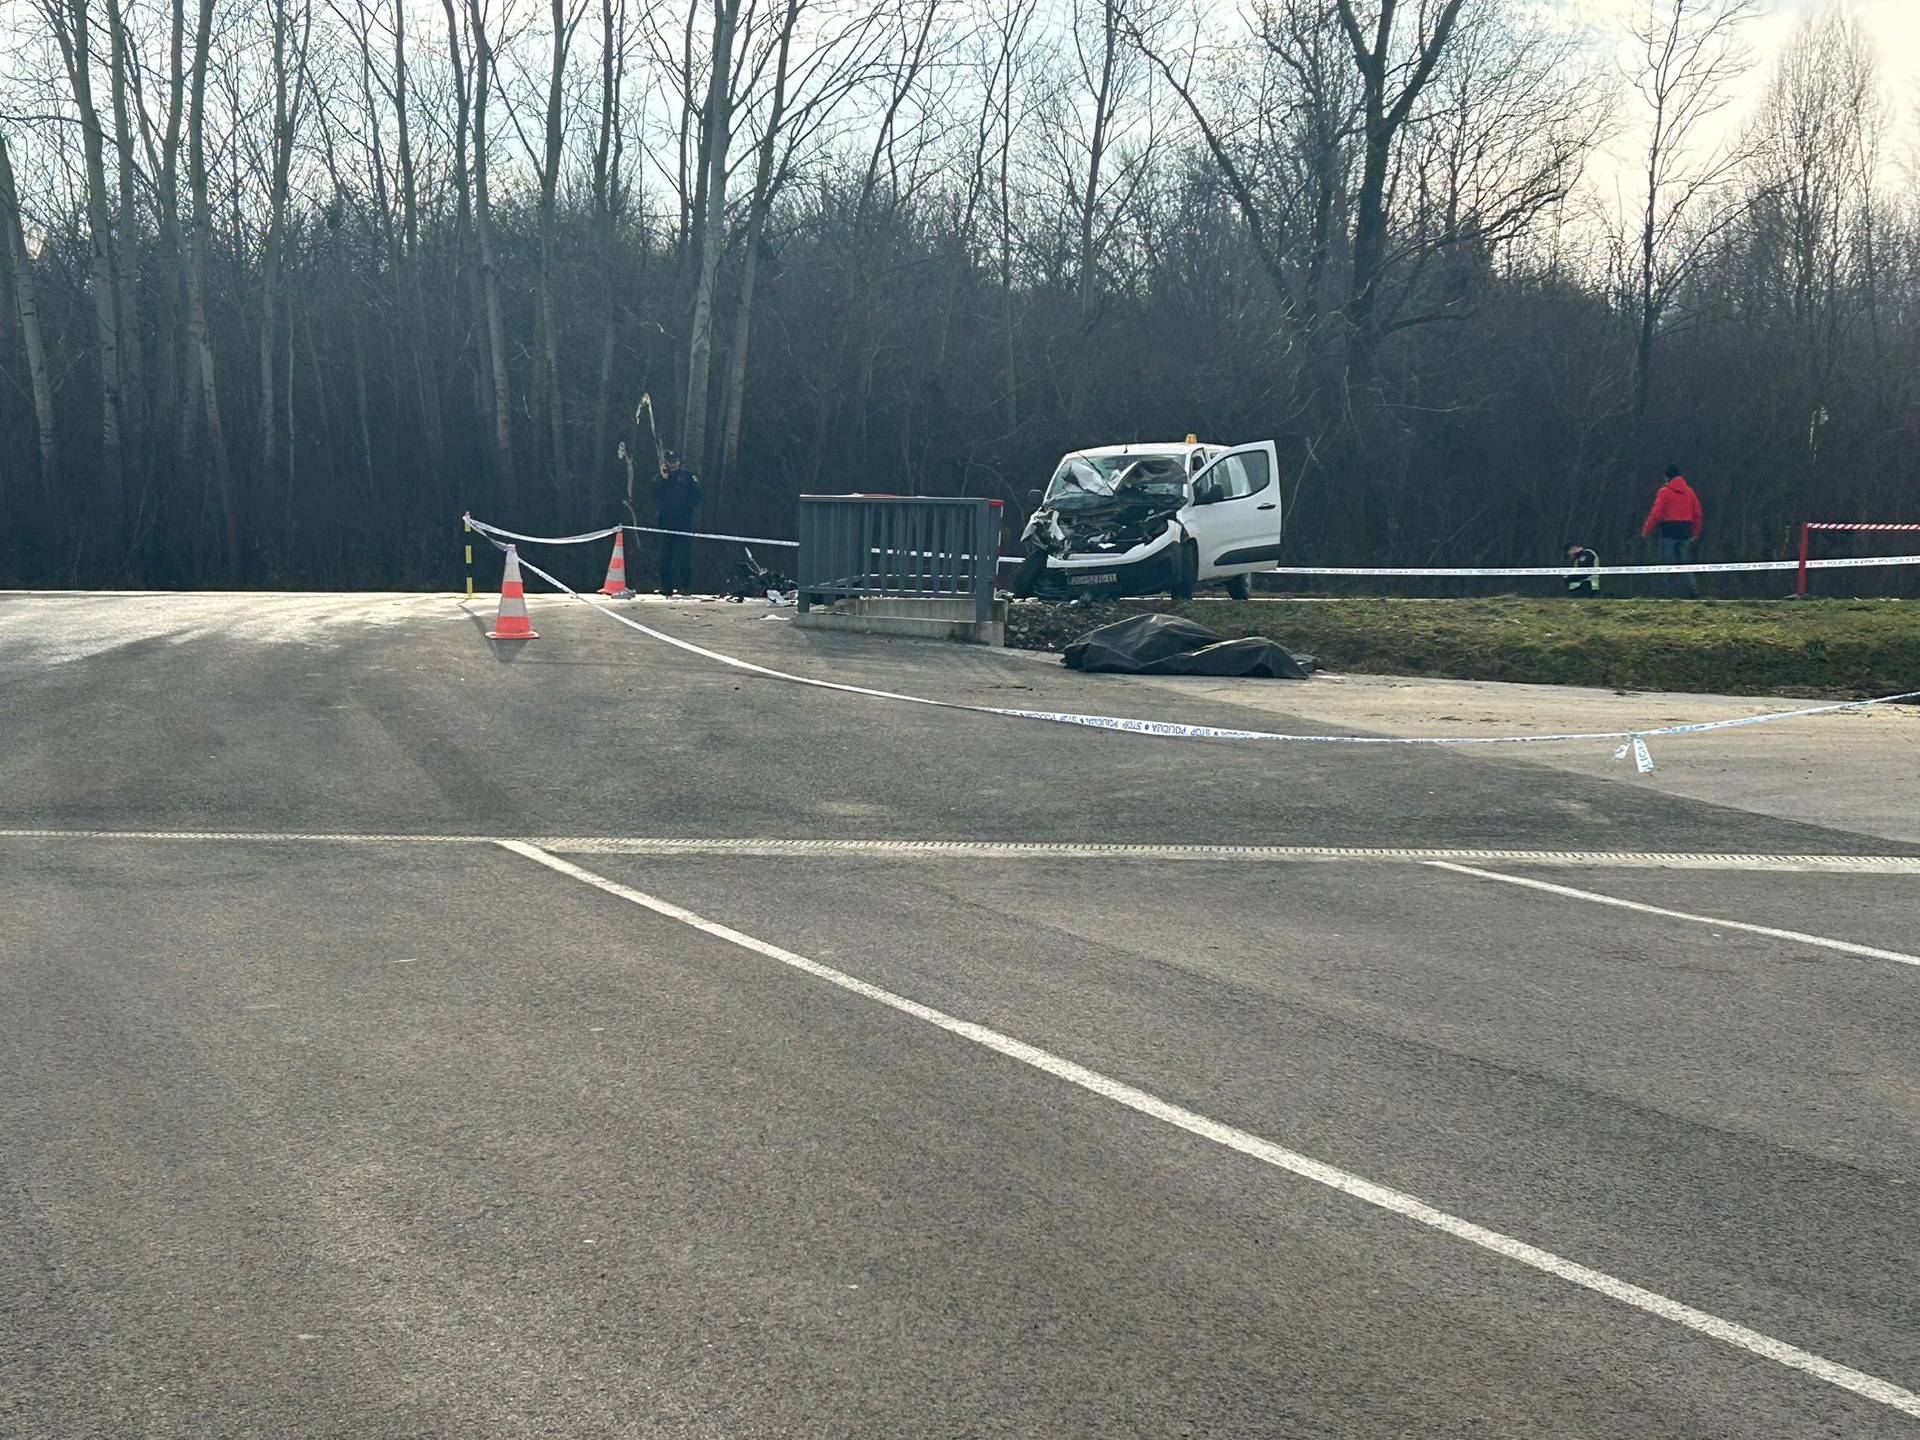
1013, 500, 1185, 600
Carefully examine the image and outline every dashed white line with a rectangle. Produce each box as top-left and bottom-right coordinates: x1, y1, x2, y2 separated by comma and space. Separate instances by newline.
1, 828, 1918, 873
497, 838, 1920, 1421
1428, 861, 1920, 969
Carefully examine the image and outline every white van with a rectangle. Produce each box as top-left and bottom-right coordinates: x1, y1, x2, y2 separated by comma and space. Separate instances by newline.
1011, 440, 1282, 600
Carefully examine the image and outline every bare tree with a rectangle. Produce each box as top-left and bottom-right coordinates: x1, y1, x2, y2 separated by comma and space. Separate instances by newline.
258, 0, 314, 534
392, 0, 446, 484
535, 0, 591, 501
1621, 0, 1760, 418
715, 0, 887, 489
1042, 0, 1162, 420
1331, 0, 1469, 389
0, 131, 57, 498
102, 0, 144, 441
466, 0, 517, 507
715, 0, 800, 493
185, 0, 239, 566
590, 0, 632, 506
680, 0, 747, 472
44, 0, 127, 553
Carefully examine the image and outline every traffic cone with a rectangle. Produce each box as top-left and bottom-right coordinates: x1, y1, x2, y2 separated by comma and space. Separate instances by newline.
486, 545, 540, 640
598, 531, 634, 598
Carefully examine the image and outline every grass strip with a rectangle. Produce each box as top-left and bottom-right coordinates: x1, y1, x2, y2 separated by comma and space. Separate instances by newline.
1006, 596, 1920, 698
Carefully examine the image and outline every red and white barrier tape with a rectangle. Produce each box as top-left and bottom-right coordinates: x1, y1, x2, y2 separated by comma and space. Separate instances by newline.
1804, 523, 1920, 532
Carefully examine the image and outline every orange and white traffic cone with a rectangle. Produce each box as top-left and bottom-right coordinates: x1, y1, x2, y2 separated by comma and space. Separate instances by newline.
486, 545, 540, 640
598, 531, 634, 598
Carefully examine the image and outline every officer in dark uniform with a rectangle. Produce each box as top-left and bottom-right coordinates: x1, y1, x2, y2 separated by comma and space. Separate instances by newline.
652, 450, 703, 595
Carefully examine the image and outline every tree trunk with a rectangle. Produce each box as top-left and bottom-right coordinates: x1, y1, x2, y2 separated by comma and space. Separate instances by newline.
258, 0, 308, 551
393, 0, 444, 488
717, 227, 761, 488
589, 0, 625, 509
0, 134, 58, 506
104, 0, 144, 442
469, 0, 516, 508
53, 0, 127, 561
717, 0, 795, 491
187, 0, 238, 569
537, 0, 576, 507
1066, 0, 1117, 422
681, 0, 741, 474
156, 0, 188, 462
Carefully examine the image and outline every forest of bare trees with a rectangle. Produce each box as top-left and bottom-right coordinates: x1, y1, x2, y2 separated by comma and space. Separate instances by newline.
1, 0, 1915, 590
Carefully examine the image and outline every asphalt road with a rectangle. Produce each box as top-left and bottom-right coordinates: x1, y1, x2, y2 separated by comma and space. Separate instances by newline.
3, 590, 1917, 1438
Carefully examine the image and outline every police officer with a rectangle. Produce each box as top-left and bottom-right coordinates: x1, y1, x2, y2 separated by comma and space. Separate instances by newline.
1564, 543, 1600, 597
652, 450, 703, 595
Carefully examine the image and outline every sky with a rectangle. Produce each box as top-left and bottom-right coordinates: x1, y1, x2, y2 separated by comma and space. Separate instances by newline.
1565, 0, 1920, 221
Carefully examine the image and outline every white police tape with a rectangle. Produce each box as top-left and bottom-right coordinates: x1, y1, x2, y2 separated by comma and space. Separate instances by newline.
480, 536, 1918, 773
465, 514, 799, 549
466, 516, 621, 545
625, 523, 798, 548
466, 514, 1920, 578
1265, 556, 1920, 578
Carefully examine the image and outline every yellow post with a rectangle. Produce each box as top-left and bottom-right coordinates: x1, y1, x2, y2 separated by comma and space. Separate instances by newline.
463, 517, 474, 597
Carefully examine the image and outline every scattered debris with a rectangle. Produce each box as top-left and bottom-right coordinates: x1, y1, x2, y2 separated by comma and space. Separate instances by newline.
726, 546, 797, 605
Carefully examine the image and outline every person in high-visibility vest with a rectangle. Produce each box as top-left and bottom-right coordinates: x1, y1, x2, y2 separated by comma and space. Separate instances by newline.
1563, 544, 1600, 597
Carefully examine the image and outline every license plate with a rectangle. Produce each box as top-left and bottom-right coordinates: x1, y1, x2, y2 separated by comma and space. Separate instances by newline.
1069, 572, 1119, 586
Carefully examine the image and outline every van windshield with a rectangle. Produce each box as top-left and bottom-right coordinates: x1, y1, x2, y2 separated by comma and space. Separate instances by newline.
1043, 453, 1190, 510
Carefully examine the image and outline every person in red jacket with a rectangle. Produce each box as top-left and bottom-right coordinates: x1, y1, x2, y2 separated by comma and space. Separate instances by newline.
1641, 465, 1703, 597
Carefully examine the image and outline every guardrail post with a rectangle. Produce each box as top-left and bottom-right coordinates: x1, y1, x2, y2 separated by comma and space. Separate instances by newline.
1797, 522, 1811, 597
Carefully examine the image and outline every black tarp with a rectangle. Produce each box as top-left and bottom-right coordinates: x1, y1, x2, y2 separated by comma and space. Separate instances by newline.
1062, 612, 1316, 678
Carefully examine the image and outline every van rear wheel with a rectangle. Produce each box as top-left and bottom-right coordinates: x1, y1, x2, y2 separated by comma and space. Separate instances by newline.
1224, 574, 1252, 601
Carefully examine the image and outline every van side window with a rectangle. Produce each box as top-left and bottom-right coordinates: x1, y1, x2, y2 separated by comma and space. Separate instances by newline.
1236, 450, 1272, 497
1201, 452, 1272, 502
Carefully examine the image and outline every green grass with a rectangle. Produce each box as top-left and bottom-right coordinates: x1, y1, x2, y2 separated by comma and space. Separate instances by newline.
1006, 597, 1920, 697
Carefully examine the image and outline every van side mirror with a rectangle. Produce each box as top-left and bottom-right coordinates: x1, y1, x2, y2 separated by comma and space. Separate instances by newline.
1027, 489, 1043, 505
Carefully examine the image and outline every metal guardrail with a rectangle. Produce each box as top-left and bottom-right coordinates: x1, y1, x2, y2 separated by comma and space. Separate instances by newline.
796, 494, 1002, 622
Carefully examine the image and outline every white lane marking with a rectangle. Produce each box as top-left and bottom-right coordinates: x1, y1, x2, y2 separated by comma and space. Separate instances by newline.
0, 829, 490, 844
2, 829, 1919, 873
496, 838, 1920, 1420
537, 838, 1920, 873
1427, 862, 1920, 969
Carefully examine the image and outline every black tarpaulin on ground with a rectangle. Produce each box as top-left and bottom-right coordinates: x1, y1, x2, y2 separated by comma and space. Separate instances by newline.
1062, 612, 1316, 678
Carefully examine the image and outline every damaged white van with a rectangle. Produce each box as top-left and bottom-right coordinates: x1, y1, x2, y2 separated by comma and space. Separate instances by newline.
1010, 440, 1282, 601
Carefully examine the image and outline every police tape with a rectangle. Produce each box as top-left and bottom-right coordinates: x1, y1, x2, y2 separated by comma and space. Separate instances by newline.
465, 514, 799, 549
476, 535, 1919, 774
1265, 556, 1920, 577
464, 514, 1920, 577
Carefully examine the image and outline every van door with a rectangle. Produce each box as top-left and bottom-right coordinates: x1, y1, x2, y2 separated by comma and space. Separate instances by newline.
1187, 442, 1282, 578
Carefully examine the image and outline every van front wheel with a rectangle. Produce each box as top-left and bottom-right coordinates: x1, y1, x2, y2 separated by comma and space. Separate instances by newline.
1170, 541, 1197, 602
1224, 573, 1252, 601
